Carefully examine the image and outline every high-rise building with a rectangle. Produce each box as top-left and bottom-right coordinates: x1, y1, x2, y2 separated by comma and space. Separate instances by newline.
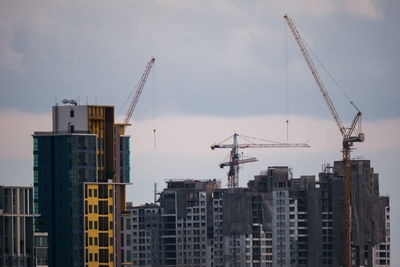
117, 158, 389, 267
121, 202, 162, 266
247, 161, 389, 267
33, 104, 130, 267
324, 160, 390, 267
159, 179, 221, 267
0, 186, 35, 267
148, 160, 389, 267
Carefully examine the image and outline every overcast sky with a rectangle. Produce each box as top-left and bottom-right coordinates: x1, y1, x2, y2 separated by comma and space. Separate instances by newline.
1, 0, 399, 264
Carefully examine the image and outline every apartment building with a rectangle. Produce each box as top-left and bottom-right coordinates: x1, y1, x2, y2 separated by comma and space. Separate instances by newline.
122, 160, 389, 267
33, 103, 130, 267
121, 202, 162, 266
0, 186, 35, 267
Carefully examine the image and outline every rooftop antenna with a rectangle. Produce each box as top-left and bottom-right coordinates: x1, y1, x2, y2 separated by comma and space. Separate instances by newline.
62, 99, 77, 106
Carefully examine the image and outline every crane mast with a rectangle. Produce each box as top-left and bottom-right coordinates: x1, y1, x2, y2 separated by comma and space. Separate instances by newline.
211, 133, 310, 190
284, 15, 364, 267
122, 57, 156, 127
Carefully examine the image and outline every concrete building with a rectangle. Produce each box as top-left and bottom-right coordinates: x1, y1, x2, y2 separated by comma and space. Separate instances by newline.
33, 104, 131, 267
246, 161, 390, 267
218, 189, 273, 267
0, 186, 35, 267
121, 202, 162, 266
319, 160, 389, 267
372, 201, 390, 267
156, 179, 274, 267
123, 159, 389, 267
159, 179, 221, 267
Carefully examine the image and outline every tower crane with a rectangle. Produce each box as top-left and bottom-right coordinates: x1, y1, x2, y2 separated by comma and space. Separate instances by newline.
211, 133, 310, 189
284, 15, 364, 267
119, 57, 156, 134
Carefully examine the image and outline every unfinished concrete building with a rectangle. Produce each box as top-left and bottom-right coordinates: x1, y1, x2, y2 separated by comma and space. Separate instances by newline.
159, 179, 221, 267
120, 202, 162, 266
321, 160, 389, 267
126, 159, 389, 267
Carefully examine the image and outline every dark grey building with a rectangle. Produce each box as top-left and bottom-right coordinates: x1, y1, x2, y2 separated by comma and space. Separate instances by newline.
121, 202, 162, 266
159, 179, 221, 267
245, 160, 389, 267
0, 186, 35, 267
125, 159, 390, 267
321, 160, 389, 267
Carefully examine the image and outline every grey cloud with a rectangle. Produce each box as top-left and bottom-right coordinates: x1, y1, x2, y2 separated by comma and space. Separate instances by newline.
0, 0, 398, 121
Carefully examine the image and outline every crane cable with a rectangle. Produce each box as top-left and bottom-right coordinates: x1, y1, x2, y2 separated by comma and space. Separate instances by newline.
304, 41, 360, 112
152, 63, 157, 150
117, 77, 141, 117
285, 19, 290, 142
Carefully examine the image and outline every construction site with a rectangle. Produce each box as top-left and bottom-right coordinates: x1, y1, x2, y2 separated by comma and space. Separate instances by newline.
116, 15, 390, 267
117, 15, 390, 267
0, 7, 392, 267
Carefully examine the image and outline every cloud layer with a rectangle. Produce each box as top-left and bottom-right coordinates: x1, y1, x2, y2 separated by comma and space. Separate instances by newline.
0, 0, 398, 120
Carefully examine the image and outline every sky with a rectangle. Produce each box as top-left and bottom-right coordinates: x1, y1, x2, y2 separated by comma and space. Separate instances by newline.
1, 0, 399, 263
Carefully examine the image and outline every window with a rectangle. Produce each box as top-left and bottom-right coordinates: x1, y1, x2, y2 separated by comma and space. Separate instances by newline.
33, 154, 38, 168
89, 205, 92, 213
94, 189, 97, 197
94, 205, 97, 213
89, 189, 92, 197
127, 250, 131, 262
94, 237, 98, 245
89, 237, 93, 245
99, 233, 109, 247
33, 138, 38, 151
70, 125, 75, 133
89, 253, 93, 262
99, 201, 108, 215
99, 217, 108, 231
109, 206, 113, 214
70, 109, 74, 118
89, 221, 93, 229
99, 249, 109, 263
109, 189, 112, 198
94, 221, 98, 229
126, 218, 131, 230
